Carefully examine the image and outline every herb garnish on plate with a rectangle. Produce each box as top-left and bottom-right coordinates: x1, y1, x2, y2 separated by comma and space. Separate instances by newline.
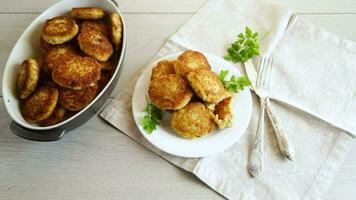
219, 70, 251, 93
141, 97, 162, 134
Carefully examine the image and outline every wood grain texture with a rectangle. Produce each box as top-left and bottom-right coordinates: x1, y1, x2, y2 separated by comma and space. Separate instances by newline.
0, 0, 355, 199
1, 0, 356, 13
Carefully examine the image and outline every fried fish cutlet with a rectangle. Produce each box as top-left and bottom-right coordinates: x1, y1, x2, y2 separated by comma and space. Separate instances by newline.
81, 20, 110, 38
187, 69, 231, 104
71, 7, 105, 20
52, 56, 101, 90
17, 58, 40, 99
40, 36, 54, 52
38, 105, 66, 126
98, 71, 113, 91
151, 60, 176, 80
109, 13, 123, 51
171, 102, 216, 139
59, 84, 98, 111
214, 97, 233, 129
78, 28, 113, 62
21, 85, 59, 123
42, 16, 79, 45
174, 50, 211, 78
148, 74, 193, 110
98, 58, 116, 71
42, 44, 78, 74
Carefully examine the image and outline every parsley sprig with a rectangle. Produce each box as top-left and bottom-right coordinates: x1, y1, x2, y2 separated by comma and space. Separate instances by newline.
141, 98, 162, 134
224, 27, 260, 63
219, 70, 251, 93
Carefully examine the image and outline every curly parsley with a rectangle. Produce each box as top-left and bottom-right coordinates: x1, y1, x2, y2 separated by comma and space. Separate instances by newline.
224, 27, 260, 63
141, 98, 162, 134
219, 70, 251, 93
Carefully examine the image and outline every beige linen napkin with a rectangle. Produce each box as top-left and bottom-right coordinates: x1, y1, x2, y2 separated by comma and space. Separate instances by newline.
100, 0, 355, 199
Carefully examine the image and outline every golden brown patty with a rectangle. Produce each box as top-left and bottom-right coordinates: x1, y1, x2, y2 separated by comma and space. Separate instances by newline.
40, 36, 54, 52
42, 16, 79, 45
71, 7, 105, 20
38, 105, 66, 126
59, 84, 98, 111
214, 97, 233, 129
78, 27, 113, 62
171, 102, 216, 139
151, 60, 176, 80
98, 71, 113, 91
42, 44, 78, 74
52, 56, 101, 90
17, 58, 40, 99
174, 50, 211, 78
109, 13, 123, 50
149, 74, 193, 110
98, 58, 116, 71
21, 85, 59, 123
187, 69, 231, 104
81, 20, 109, 38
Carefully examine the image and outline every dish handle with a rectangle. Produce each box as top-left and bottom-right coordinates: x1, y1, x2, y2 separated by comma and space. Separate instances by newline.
10, 121, 66, 141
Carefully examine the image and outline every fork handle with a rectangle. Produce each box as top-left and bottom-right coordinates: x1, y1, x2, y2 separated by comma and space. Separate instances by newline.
248, 98, 265, 177
265, 98, 295, 161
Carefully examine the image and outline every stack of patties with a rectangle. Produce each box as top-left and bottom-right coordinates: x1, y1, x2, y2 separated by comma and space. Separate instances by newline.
148, 50, 234, 139
17, 7, 123, 126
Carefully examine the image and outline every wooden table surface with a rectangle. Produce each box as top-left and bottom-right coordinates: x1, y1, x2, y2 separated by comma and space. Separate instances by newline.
0, 0, 355, 199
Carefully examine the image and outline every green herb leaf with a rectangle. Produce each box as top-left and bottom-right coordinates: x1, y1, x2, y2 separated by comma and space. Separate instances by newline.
141, 99, 162, 134
225, 26, 260, 63
219, 70, 251, 93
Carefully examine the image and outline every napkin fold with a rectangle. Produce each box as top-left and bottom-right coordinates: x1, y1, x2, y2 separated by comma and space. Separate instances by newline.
100, 0, 355, 199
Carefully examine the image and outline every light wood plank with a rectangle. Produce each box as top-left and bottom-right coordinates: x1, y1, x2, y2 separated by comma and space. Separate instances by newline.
1, 0, 356, 13
0, 98, 222, 200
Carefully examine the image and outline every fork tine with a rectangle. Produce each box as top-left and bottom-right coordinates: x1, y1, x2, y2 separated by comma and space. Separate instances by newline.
266, 58, 273, 89
256, 58, 262, 87
260, 56, 269, 87
256, 56, 266, 88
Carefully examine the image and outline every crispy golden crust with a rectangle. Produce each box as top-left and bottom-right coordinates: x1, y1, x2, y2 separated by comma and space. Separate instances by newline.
98, 58, 116, 71
52, 56, 101, 90
71, 7, 105, 20
38, 105, 66, 126
149, 74, 193, 110
151, 60, 176, 80
40, 36, 54, 52
17, 58, 40, 99
59, 84, 98, 111
42, 16, 79, 45
81, 20, 109, 38
171, 102, 215, 139
21, 85, 59, 123
174, 50, 211, 78
42, 44, 78, 74
78, 27, 113, 62
214, 97, 233, 129
98, 71, 113, 91
187, 69, 231, 104
109, 13, 123, 50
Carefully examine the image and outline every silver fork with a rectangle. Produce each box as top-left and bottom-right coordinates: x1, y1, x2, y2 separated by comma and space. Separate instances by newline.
248, 56, 273, 177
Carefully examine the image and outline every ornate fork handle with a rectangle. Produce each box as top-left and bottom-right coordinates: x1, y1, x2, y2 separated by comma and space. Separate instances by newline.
265, 98, 295, 160
248, 98, 266, 177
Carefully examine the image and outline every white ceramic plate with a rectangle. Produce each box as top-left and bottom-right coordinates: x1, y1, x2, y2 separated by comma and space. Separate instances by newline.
132, 52, 252, 158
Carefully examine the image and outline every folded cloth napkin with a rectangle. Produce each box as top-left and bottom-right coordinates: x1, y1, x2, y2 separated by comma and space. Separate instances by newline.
100, 0, 356, 199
